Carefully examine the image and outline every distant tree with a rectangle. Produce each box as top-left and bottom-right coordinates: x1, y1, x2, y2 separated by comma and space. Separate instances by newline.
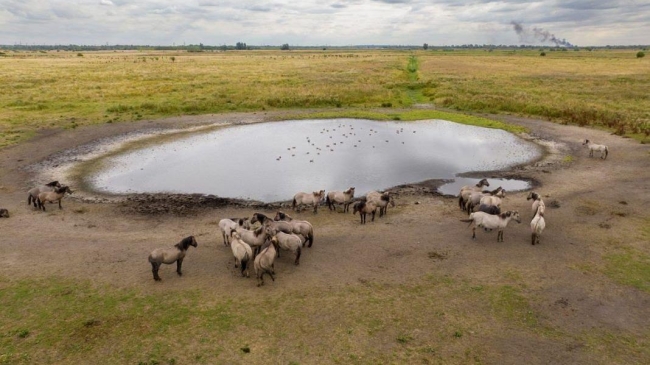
540, 52, 546, 57
637, 51, 645, 58
423, 43, 428, 50
236, 42, 247, 50
281, 43, 290, 50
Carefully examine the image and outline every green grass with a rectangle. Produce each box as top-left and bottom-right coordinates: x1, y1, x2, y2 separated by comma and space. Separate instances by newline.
0, 49, 648, 148
604, 249, 650, 293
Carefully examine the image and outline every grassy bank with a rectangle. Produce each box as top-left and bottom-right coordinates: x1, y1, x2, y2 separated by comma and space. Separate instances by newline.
0, 48, 648, 148
2, 274, 646, 364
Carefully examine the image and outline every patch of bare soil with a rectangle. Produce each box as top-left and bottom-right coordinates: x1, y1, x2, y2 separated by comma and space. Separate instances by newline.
1, 111, 649, 363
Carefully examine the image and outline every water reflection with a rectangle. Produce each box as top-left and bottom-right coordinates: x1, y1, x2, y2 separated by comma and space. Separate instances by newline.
91, 119, 541, 202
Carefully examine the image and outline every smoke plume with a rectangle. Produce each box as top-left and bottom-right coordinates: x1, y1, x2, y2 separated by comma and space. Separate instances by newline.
510, 21, 574, 47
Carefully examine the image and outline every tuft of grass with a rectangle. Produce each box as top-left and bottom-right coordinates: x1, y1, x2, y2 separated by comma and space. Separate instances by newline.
603, 249, 650, 292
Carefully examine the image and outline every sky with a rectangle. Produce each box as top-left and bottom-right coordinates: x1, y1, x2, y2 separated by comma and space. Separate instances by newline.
1, 0, 648, 46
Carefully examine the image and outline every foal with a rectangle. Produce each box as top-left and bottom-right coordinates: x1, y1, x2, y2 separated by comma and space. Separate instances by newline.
148, 236, 198, 281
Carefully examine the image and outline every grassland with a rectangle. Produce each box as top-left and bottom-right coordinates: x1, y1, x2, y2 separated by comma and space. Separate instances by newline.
0, 48, 648, 147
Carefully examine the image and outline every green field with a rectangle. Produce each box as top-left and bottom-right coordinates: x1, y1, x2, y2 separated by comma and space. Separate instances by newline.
0, 48, 648, 147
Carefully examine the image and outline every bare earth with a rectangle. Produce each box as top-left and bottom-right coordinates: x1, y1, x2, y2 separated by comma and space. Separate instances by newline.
0, 111, 648, 364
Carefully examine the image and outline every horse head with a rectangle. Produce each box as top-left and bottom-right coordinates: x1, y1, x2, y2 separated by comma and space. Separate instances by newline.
274, 211, 286, 221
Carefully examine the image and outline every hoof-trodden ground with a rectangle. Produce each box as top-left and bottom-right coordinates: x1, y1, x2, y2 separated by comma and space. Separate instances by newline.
0, 111, 648, 365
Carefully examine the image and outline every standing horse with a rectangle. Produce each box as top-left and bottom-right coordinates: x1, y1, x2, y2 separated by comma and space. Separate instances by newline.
293, 190, 325, 213
582, 139, 608, 159
265, 225, 302, 265
37, 185, 73, 211
218, 218, 251, 246
366, 191, 395, 217
458, 179, 490, 210
251, 213, 293, 234
353, 200, 377, 224
460, 211, 521, 242
273, 211, 314, 247
230, 232, 253, 277
148, 236, 198, 281
530, 205, 546, 245
255, 236, 280, 287
526, 192, 545, 216
27, 181, 61, 208
326, 187, 355, 212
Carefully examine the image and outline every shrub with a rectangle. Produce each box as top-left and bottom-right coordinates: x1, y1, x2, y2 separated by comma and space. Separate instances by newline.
540, 52, 546, 57
636, 51, 645, 58
77, 53, 83, 57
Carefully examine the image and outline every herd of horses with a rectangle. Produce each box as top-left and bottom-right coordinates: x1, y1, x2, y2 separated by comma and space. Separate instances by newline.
12, 138, 608, 287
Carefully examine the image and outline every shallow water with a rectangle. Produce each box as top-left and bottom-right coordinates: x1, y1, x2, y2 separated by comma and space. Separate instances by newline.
437, 177, 531, 196
91, 119, 542, 202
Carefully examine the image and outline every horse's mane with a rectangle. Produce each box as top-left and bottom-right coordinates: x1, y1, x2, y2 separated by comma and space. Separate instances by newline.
380, 193, 390, 202
46, 181, 60, 187
176, 236, 195, 250
253, 227, 264, 237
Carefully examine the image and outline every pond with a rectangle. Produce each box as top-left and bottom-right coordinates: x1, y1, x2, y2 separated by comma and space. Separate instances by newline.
90, 119, 542, 202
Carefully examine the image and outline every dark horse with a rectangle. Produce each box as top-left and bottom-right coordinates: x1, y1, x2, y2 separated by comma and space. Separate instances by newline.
148, 236, 198, 281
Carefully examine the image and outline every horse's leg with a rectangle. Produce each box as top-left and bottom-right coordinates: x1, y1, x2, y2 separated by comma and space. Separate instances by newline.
472, 227, 476, 240
269, 269, 275, 282
531, 233, 535, 245
371, 211, 376, 222
58, 199, 62, 210
234, 257, 238, 268
176, 258, 183, 276
295, 247, 301, 265
151, 262, 161, 281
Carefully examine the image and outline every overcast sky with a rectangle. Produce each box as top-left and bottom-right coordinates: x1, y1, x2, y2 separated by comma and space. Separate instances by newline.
1, 0, 648, 46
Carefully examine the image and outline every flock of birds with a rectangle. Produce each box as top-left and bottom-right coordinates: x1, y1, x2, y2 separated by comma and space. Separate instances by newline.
274, 122, 415, 164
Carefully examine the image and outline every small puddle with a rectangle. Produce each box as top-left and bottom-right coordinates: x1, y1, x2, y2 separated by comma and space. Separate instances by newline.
90, 119, 542, 202
437, 177, 532, 196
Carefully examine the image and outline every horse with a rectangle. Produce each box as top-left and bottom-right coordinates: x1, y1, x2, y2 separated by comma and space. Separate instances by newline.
293, 190, 325, 213
530, 205, 546, 245
148, 236, 198, 281
366, 191, 395, 217
477, 204, 501, 215
235, 226, 270, 256
27, 181, 61, 208
0, 208, 9, 218
583, 139, 608, 159
464, 187, 504, 213
460, 211, 521, 242
353, 200, 377, 224
230, 232, 253, 277
37, 185, 73, 211
265, 225, 302, 265
218, 218, 251, 246
326, 187, 355, 213
255, 236, 280, 287
273, 211, 314, 247
251, 212, 293, 234
526, 192, 545, 216
458, 179, 490, 210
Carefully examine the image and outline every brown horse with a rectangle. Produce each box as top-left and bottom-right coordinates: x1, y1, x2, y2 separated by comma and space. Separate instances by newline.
148, 236, 198, 281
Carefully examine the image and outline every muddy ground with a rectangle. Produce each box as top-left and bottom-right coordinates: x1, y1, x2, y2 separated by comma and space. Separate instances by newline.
0, 111, 648, 364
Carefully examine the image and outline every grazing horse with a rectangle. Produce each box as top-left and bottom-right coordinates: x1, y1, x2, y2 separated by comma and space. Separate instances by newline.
366, 191, 395, 217
273, 211, 314, 247
526, 192, 545, 216
27, 181, 61, 208
459, 179, 490, 210
148, 236, 198, 281
353, 200, 377, 224
37, 185, 73, 211
460, 211, 521, 242
293, 190, 325, 213
265, 225, 302, 265
255, 236, 280, 287
230, 232, 253, 277
530, 205, 546, 245
326, 187, 355, 212
583, 139, 608, 159
0, 208, 9, 218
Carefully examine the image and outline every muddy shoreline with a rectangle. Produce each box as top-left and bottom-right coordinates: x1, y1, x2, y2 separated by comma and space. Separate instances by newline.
21, 114, 560, 215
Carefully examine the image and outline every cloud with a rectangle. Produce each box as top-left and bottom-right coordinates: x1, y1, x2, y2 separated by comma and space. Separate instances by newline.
0, 0, 648, 46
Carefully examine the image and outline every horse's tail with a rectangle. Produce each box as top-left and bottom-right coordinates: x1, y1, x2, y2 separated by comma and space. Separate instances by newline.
325, 195, 331, 205
307, 228, 314, 248
292, 197, 297, 209
604, 146, 608, 159
458, 195, 464, 209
